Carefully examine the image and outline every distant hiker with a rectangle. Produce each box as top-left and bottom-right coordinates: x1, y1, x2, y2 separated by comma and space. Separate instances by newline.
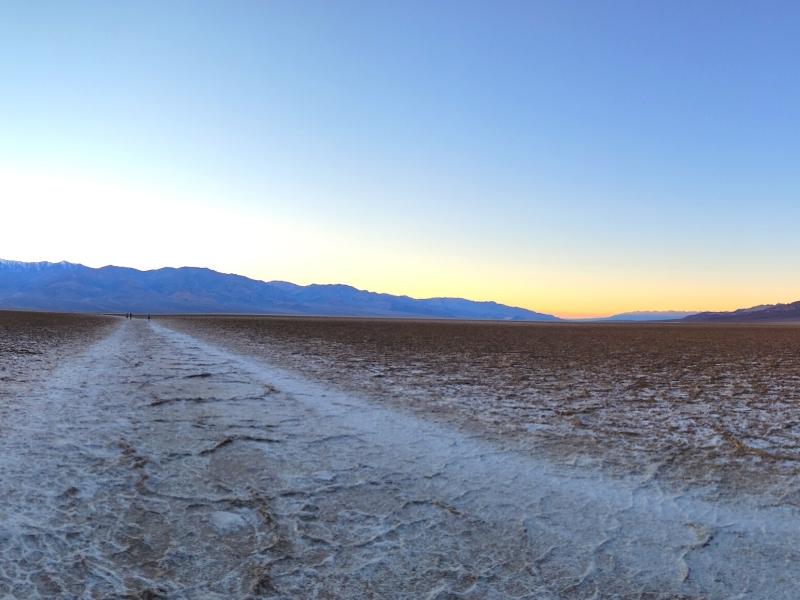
147, 314, 151, 320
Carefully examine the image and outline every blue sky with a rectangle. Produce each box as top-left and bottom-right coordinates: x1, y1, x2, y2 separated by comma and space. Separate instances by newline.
2, 1, 799, 316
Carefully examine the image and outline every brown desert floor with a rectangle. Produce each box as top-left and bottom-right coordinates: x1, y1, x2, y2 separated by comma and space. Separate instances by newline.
165, 316, 800, 501
2, 314, 799, 598
0, 310, 115, 388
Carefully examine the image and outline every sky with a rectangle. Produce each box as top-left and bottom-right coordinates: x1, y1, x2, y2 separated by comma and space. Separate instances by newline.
2, 1, 799, 318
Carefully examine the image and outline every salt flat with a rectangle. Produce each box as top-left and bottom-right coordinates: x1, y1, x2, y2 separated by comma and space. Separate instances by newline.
0, 317, 798, 598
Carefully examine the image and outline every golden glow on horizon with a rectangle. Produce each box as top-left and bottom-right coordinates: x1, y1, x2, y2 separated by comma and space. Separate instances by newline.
5, 166, 800, 320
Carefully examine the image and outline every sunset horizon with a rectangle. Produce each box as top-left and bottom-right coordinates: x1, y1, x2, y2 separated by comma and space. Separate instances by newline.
4, 3, 800, 320
0, 253, 791, 319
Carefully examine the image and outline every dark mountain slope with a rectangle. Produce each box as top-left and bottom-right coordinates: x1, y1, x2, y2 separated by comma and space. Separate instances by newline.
684, 302, 800, 322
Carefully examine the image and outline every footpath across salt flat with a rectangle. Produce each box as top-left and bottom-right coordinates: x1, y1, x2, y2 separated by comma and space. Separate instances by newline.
0, 318, 797, 598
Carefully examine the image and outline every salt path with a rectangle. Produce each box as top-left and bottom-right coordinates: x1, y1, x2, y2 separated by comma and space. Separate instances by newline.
0, 318, 798, 598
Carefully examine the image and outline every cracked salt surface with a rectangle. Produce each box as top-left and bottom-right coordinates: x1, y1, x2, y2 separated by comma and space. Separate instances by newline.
0, 318, 798, 598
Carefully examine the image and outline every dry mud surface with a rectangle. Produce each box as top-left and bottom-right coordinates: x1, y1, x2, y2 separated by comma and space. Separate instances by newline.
0, 311, 114, 391
167, 317, 800, 499
1, 315, 799, 598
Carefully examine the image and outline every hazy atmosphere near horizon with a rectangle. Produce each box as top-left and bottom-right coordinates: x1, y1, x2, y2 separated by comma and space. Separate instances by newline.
3, 2, 800, 317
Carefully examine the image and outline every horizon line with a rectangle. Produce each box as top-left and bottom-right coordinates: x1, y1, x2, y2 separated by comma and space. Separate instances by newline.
0, 256, 754, 320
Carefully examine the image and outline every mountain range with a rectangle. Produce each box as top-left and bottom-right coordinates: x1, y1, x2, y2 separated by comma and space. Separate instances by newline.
0, 259, 559, 321
2, 259, 796, 323
574, 311, 699, 322
684, 302, 800, 322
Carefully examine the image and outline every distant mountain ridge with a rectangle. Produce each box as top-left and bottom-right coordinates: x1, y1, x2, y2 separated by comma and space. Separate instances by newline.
571, 311, 698, 322
607, 311, 699, 321
0, 259, 559, 321
684, 301, 800, 322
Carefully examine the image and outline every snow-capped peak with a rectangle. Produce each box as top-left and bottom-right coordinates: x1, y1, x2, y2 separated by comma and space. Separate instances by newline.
0, 259, 80, 270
